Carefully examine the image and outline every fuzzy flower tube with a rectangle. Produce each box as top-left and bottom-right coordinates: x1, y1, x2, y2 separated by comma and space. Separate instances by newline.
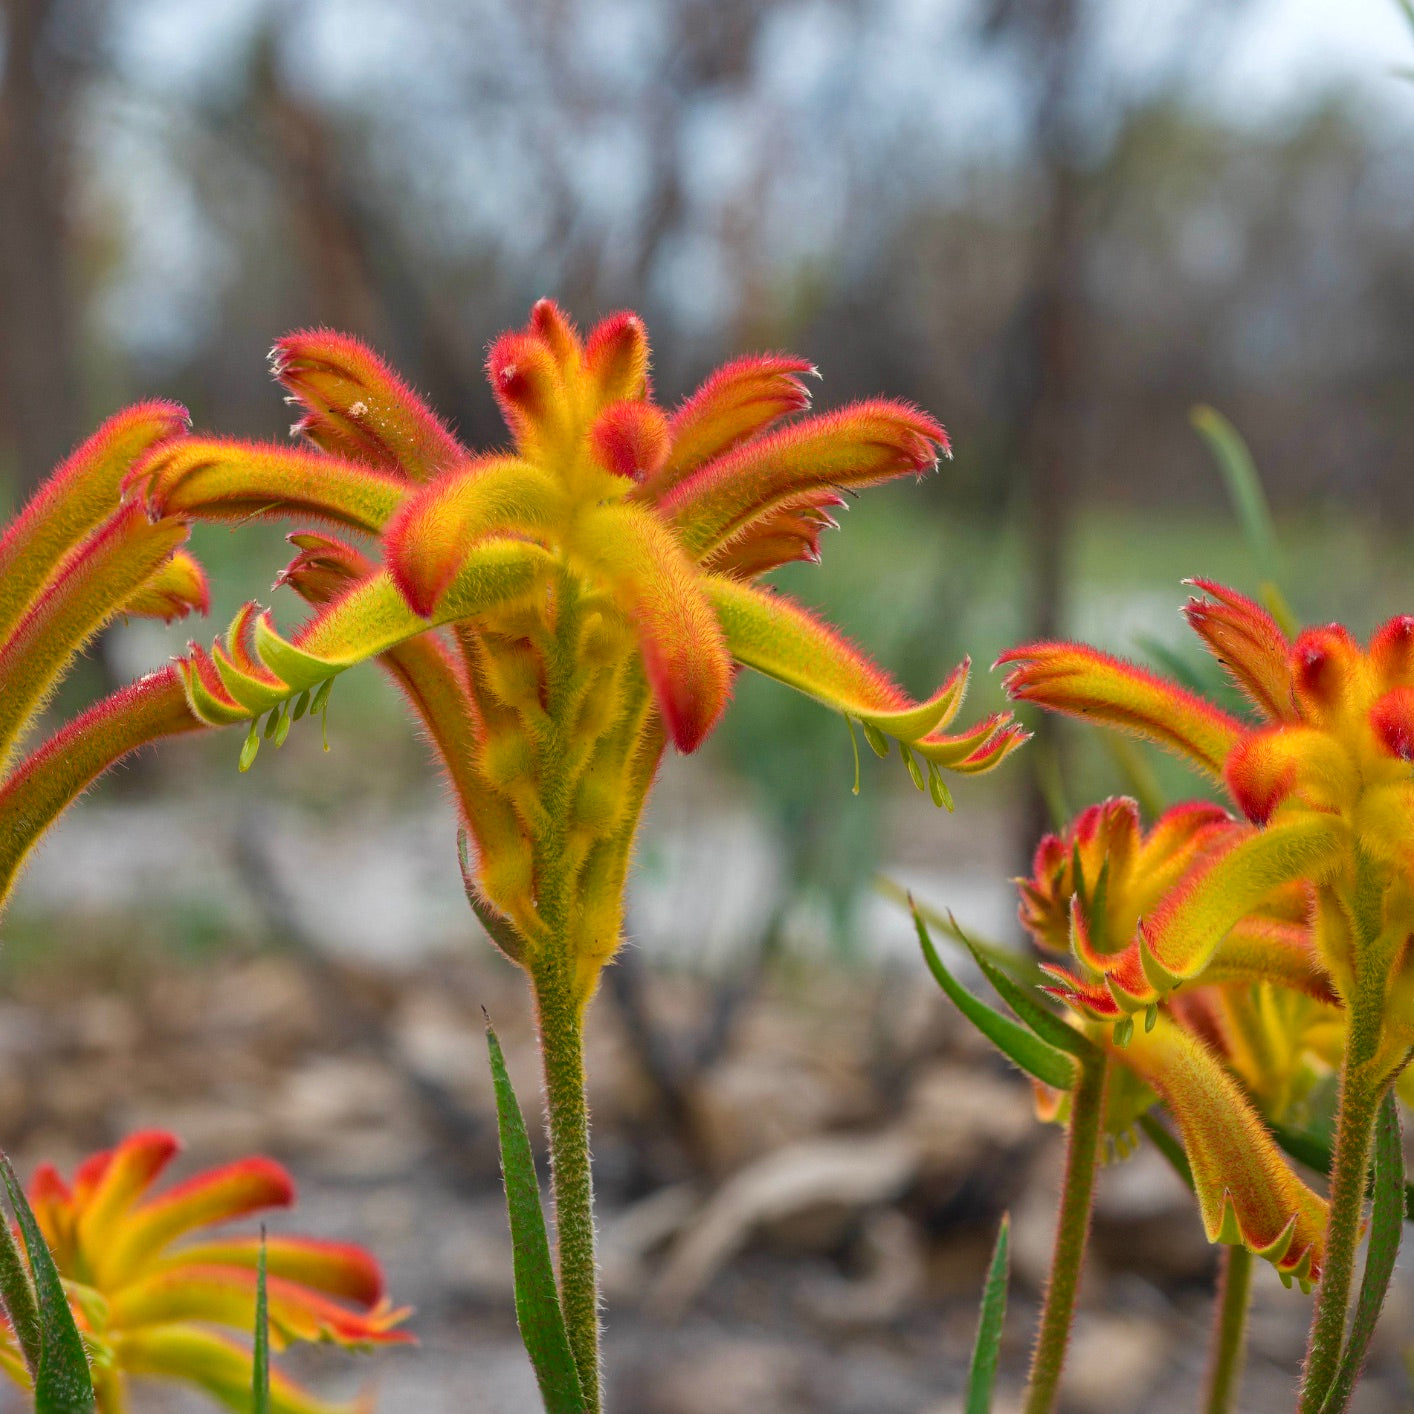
132, 302, 1024, 1408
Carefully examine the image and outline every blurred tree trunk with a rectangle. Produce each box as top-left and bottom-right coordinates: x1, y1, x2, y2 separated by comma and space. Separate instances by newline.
0, 0, 81, 497
249, 26, 489, 440
989, 0, 1087, 857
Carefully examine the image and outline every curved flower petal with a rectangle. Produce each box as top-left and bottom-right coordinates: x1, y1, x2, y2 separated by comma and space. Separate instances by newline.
76, 1131, 182, 1259
98, 1158, 294, 1286
580, 502, 732, 753
1131, 801, 1242, 908
1224, 724, 1356, 824
0, 668, 203, 912
131, 439, 407, 535
158, 1237, 385, 1307
275, 533, 377, 604
107, 1267, 412, 1349
1183, 580, 1295, 721
589, 400, 670, 482
1117, 1015, 1327, 1282
1199, 915, 1337, 1003
1289, 624, 1363, 724
706, 575, 962, 737
271, 329, 467, 480
381, 456, 562, 617
180, 541, 553, 724
0, 401, 187, 647
699, 492, 845, 577
704, 575, 1023, 775
1139, 815, 1348, 994
0, 503, 189, 762
583, 310, 650, 406
121, 550, 210, 622
640, 353, 815, 499
1368, 614, 1414, 687
999, 642, 1245, 779
663, 399, 947, 561
112, 1326, 374, 1414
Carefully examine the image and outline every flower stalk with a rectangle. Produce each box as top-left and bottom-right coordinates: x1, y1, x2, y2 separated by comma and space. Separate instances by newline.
1299, 1044, 1388, 1409
533, 959, 601, 1413
1023, 1050, 1106, 1414
1203, 1244, 1253, 1414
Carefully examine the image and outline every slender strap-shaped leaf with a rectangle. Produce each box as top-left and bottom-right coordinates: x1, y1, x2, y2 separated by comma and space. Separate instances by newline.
1318, 1094, 1404, 1414
0, 1195, 42, 1374
0, 1153, 95, 1412
911, 904, 1075, 1092
954, 921, 1098, 1062
485, 1021, 587, 1413
965, 1215, 1010, 1414
1190, 406, 1295, 633
877, 882, 1037, 984
253, 1227, 270, 1414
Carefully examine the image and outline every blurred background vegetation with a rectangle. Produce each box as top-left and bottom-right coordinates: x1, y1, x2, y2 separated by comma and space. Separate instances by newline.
2, 0, 1414, 961
5, 4, 1414, 1409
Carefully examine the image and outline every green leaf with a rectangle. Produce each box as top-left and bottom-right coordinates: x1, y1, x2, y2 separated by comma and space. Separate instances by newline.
0, 1152, 96, 1412
911, 902, 1075, 1092
1138, 1112, 1195, 1193
1102, 736, 1165, 823
1318, 1094, 1404, 1414
965, 1214, 1010, 1414
0, 1190, 42, 1375
253, 1226, 270, 1414
485, 1020, 587, 1414
953, 917, 1098, 1063
1189, 405, 1295, 634
877, 880, 1038, 986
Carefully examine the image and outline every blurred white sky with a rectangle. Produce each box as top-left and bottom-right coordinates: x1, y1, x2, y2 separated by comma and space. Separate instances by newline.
91, 0, 1414, 357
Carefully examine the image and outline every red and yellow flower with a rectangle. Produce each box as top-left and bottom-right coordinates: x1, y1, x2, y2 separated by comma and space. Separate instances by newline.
1018, 797, 1331, 1286
133, 303, 1024, 1002
0, 1130, 410, 1413
1002, 582, 1414, 1084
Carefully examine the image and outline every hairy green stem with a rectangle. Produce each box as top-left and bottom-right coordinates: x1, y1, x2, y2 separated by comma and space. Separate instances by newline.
1203, 1243, 1253, 1414
1300, 855, 1392, 1414
1023, 1053, 1106, 1414
1298, 1065, 1382, 1414
534, 958, 601, 1413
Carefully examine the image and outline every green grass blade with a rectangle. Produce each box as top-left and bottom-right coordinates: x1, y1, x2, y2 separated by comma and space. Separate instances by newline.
0, 1152, 95, 1413
1133, 635, 1215, 696
878, 879, 1041, 986
953, 918, 1098, 1063
485, 1020, 587, 1414
965, 1215, 1010, 1414
1189, 405, 1295, 633
911, 902, 1075, 1092
253, 1226, 270, 1414
1319, 1094, 1404, 1414
1102, 736, 1165, 822
0, 1189, 42, 1375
